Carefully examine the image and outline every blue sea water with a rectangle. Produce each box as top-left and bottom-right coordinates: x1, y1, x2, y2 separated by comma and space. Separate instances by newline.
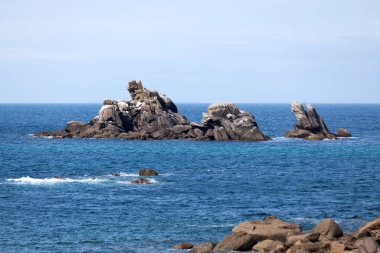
0, 103, 379, 252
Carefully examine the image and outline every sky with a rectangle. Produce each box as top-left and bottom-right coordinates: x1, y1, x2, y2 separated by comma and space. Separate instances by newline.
0, 0, 379, 103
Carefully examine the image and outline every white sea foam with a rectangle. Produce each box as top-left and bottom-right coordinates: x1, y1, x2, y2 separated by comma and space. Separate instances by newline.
149, 178, 158, 184
6, 176, 103, 185
271, 137, 287, 141
118, 173, 139, 177
27, 133, 54, 139
112, 172, 170, 177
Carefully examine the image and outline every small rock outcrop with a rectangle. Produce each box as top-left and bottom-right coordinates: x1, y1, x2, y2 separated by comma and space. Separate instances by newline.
35, 80, 269, 141
174, 216, 380, 253
130, 178, 151, 184
285, 101, 351, 140
173, 243, 193, 250
201, 103, 269, 141
138, 169, 159, 176
189, 242, 216, 253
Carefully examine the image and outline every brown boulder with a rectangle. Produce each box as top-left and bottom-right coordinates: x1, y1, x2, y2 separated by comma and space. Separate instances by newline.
286, 232, 320, 245
353, 217, 380, 238
370, 230, 380, 242
337, 128, 351, 137
284, 129, 312, 138
354, 237, 379, 253
173, 243, 193, 250
312, 218, 343, 239
305, 133, 326, 140
286, 240, 330, 253
330, 241, 349, 253
189, 242, 216, 253
214, 232, 257, 251
138, 169, 159, 176
252, 239, 286, 252
232, 216, 302, 242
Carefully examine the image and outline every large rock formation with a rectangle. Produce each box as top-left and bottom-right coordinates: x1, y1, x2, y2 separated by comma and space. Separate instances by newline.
201, 103, 269, 141
35, 80, 269, 141
285, 101, 351, 140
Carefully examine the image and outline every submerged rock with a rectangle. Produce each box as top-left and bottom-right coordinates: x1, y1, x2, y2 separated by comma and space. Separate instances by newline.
35, 80, 269, 141
173, 243, 193, 250
189, 242, 216, 253
285, 101, 351, 140
130, 178, 151, 184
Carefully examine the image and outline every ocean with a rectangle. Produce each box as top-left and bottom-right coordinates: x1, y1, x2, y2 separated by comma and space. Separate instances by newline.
0, 103, 379, 252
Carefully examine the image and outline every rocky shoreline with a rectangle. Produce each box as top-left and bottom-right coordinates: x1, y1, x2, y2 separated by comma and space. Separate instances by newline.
173, 216, 380, 253
35, 80, 350, 141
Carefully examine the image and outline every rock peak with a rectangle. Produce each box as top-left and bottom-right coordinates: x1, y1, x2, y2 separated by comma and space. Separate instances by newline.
127, 80, 143, 99
285, 101, 351, 140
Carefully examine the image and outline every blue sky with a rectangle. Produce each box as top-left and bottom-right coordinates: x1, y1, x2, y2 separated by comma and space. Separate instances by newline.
0, 0, 379, 103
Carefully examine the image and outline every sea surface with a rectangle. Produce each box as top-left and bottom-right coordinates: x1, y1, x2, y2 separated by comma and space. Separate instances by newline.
0, 103, 379, 252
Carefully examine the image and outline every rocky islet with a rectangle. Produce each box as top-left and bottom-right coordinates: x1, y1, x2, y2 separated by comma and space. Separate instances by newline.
285, 101, 351, 140
35, 80, 269, 141
35, 80, 350, 141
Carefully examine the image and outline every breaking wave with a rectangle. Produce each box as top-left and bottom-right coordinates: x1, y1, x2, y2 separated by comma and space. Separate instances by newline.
6, 174, 161, 185
6, 176, 103, 184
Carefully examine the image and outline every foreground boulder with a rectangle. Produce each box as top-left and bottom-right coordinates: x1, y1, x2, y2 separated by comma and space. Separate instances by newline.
252, 239, 286, 252
232, 216, 302, 242
174, 216, 380, 253
214, 232, 257, 251
312, 218, 343, 239
353, 217, 380, 238
189, 242, 216, 253
285, 101, 351, 140
35, 80, 269, 141
173, 243, 193, 250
